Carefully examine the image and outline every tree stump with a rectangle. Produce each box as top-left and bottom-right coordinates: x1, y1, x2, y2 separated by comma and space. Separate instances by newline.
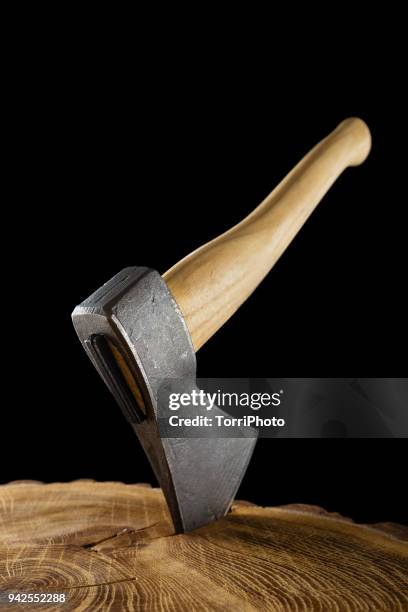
0, 481, 406, 611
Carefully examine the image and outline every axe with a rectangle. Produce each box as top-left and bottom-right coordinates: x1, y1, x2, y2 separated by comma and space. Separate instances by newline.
72, 118, 371, 533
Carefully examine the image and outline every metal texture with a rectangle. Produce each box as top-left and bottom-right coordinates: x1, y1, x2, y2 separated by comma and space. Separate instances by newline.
72, 267, 257, 532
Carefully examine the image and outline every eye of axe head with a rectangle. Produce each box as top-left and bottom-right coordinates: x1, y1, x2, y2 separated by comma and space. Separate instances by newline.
72, 267, 256, 533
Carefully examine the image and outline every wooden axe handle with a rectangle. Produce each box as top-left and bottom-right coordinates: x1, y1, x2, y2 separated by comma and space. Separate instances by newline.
163, 118, 371, 351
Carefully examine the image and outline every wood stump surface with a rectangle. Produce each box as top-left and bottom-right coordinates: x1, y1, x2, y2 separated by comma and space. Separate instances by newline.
0, 480, 407, 611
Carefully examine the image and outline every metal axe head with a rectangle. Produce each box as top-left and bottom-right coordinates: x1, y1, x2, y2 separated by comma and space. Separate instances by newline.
72, 267, 256, 533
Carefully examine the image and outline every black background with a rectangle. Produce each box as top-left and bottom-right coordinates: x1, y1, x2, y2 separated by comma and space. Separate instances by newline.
3, 21, 406, 526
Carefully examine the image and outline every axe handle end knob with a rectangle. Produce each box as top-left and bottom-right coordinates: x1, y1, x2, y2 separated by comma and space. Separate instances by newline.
163, 118, 371, 351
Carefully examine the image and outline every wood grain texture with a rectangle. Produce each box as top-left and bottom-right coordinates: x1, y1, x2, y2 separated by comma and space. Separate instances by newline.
163, 118, 371, 351
0, 480, 406, 611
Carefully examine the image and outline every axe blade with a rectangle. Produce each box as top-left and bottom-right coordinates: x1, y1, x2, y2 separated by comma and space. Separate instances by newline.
72, 267, 256, 532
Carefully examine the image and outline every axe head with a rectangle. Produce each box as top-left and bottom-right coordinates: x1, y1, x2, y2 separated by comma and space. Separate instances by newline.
72, 266, 256, 533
